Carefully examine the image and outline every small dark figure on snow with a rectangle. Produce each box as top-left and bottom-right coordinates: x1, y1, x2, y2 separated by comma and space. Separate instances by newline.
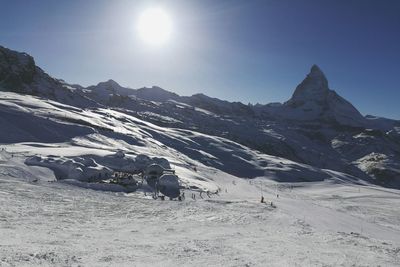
261, 196, 265, 203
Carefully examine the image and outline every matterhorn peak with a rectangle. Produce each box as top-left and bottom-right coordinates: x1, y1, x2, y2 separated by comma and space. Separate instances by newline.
310, 64, 324, 76
282, 65, 365, 126
288, 65, 329, 103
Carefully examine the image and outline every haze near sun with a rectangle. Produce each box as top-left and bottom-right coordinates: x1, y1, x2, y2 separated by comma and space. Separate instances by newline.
137, 7, 172, 46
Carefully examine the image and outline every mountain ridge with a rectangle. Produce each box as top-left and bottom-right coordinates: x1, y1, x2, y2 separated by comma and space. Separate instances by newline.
1, 45, 399, 188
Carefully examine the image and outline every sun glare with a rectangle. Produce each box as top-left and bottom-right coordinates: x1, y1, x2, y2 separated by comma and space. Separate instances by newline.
137, 7, 172, 46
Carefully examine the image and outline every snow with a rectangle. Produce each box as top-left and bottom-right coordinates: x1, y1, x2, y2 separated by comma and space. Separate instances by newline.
25, 155, 113, 182
0, 91, 399, 266
1, 152, 400, 266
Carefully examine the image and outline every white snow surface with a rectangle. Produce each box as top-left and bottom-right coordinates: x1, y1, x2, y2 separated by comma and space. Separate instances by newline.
0, 91, 399, 266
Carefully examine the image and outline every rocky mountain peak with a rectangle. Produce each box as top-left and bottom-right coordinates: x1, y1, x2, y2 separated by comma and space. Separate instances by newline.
0, 45, 37, 91
97, 79, 122, 89
289, 64, 329, 103
281, 65, 366, 126
309, 64, 326, 79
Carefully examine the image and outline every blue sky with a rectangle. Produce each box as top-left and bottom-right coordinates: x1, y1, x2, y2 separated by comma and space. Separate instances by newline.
1, 0, 399, 119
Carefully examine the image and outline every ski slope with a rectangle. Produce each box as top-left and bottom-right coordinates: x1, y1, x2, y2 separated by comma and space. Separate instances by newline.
1, 151, 400, 266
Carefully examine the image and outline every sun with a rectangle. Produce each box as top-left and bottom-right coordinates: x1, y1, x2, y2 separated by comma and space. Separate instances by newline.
137, 7, 172, 46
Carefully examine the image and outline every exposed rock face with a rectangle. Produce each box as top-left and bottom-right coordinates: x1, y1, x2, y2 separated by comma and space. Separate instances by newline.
0, 45, 97, 107
0, 46, 36, 92
289, 64, 329, 105
283, 65, 366, 126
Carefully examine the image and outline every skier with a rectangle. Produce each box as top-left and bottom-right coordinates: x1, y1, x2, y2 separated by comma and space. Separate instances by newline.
261, 196, 264, 203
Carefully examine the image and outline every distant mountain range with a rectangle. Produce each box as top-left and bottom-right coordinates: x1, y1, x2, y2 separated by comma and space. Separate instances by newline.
1, 45, 399, 188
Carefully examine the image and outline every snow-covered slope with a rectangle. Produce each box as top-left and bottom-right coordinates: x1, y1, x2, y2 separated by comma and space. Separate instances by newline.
2, 160, 400, 266
0, 91, 345, 183
0, 96, 398, 266
0, 91, 399, 266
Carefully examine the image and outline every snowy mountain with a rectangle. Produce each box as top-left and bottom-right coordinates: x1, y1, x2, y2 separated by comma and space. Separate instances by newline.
0, 45, 96, 107
1, 45, 399, 187
1, 45, 400, 266
281, 64, 366, 127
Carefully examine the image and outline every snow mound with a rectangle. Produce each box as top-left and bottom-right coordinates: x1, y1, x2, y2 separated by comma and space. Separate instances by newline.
25, 155, 112, 182
94, 152, 171, 173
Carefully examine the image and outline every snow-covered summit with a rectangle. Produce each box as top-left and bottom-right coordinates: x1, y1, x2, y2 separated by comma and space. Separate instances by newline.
280, 65, 366, 126
86, 79, 133, 98
96, 79, 122, 89
134, 86, 180, 102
